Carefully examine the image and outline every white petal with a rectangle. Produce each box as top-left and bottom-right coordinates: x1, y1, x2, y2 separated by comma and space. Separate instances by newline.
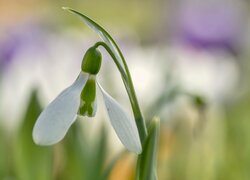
92, 98, 97, 117
98, 83, 142, 154
32, 72, 88, 145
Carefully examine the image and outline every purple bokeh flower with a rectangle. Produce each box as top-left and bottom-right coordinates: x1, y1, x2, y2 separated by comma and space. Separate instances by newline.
0, 37, 20, 69
172, 0, 247, 54
0, 23, 48, 73
0, 20, 90, 129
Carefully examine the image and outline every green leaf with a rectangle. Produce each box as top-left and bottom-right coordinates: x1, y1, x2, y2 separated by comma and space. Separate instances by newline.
58, 121, 88, 180
13, 90, 53, 180
0, 125, 6, 177
63, 7, 126, 72
89, 123, 108, 180
59, 122, 108, 180
136, 117, 160, 180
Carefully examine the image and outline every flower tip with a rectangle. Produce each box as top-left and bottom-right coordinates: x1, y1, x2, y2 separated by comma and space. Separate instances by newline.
32, 130, 44, 145
123, 143, 142, 154
32, 129, 54, 146
135, 145, 142, 154
32, 123, 62, 146
130, 137, 142, 154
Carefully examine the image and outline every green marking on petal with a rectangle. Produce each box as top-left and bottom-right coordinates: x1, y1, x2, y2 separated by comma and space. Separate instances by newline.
79, 75, 97, 117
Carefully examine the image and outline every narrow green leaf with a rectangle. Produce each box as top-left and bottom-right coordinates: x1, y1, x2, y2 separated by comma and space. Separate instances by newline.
59, 122, 108, 180
137, 117, 160, 180
58, 121, 86, 180
62, 7, 126, 71
88, 123, 108, 180
13, 90, 53, 180
0, 125, 6, 177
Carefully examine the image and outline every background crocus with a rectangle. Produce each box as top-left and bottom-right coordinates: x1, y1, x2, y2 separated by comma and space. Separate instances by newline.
172, 0, 247, 55
164, 0, 248, 102
0, 23, 49, 128
0, 22, 87, 129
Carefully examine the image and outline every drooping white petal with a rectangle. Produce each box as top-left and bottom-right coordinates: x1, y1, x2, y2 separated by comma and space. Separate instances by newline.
32, 72, 88, 145
91, 97, 97, 117
98, 83, 142, 154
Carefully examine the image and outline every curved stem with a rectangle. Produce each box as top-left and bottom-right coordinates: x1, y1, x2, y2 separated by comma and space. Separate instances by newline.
94, 42, 127, 81
94, 41, 148, 144
117, 44, 148, 143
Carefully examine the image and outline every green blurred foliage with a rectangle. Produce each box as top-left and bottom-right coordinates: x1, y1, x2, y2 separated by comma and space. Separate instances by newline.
222, 92, 250, 180
0, 125, 6, 177
57, 122, 108, 180
3, 90, 111, 180
13, 90, 53, 180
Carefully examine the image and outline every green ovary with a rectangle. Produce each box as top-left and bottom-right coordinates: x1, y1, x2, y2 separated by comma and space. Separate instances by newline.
81, 47, 102, 75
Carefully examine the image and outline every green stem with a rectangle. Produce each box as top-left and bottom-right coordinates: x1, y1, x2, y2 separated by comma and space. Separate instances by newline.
118, 46, 148, 143
94, 41, 148, 144
94, 42, 127, 81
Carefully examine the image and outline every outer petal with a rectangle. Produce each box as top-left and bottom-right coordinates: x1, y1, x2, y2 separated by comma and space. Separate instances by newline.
32, 72, 88, 145
98, 83, 142, 154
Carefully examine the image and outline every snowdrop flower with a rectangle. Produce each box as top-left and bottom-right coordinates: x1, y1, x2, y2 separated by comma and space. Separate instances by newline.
32, 46, 142, 154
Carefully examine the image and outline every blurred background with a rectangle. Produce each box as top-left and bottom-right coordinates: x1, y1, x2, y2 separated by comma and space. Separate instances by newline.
1, 0, 250, 179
